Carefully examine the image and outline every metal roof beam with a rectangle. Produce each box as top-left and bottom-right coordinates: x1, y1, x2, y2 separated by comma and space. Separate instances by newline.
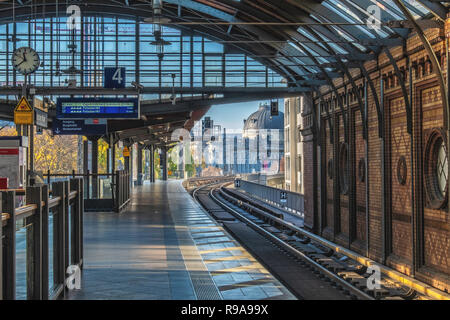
415, 0, 447, 20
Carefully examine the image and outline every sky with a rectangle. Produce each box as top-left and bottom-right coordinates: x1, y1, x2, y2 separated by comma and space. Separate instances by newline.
201, 99, 285, 131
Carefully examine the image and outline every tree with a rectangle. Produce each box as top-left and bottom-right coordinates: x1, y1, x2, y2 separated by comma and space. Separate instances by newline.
34, 130, 78, 173
98, 139, 109, 173
0, 125, 78, 174
154, 149, 161, 180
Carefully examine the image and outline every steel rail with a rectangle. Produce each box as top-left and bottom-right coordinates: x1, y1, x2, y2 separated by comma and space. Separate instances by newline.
208, 185, 374, 301
218, 186, 450, 301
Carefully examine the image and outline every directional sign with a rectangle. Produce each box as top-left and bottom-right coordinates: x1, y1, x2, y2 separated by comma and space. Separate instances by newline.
280, 191, 287, 203
56, 98, 140, 120
270, 100, 279, 116
104, 67, 126, 88
14, 96, 34, 125
123, 146, 130, 157
52, 119, 107, 136
35, 108, 48, 128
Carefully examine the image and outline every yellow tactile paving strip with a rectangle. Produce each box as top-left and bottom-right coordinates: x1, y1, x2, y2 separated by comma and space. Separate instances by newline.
170, 181, 296, 300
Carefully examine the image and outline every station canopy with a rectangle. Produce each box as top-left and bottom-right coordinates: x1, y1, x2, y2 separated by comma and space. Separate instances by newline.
0, 0, 446, 146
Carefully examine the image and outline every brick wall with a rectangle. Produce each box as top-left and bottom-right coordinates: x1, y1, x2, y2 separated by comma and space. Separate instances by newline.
303, 135, 315, 229
304, 27, 450, 291
352, 107, 366, 254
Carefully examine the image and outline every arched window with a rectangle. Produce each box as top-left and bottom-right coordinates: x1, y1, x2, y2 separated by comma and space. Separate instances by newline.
339, 142, 349, 195
436, 141, 448, 197
424, 128, 448, 209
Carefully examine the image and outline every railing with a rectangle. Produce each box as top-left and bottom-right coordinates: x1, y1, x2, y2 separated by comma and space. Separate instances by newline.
237, 179, 304, 216
114, 171, 131, 213
1, 178, 83, 300
44, 171, 131, 213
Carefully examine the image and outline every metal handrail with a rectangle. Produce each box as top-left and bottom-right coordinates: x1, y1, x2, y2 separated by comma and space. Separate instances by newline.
69, 191, 78, 200
2, 191, 78, 222
1, 178, 84, 300
48, 196, 61, 208
14, 204, 38, 220
44, 173, 115, 177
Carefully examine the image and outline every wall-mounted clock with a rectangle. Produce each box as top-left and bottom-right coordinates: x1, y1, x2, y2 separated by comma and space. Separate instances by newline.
12, 47, 40, 75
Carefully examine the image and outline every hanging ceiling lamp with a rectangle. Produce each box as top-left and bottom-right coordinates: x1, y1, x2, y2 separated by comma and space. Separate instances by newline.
144, 0, 172, 61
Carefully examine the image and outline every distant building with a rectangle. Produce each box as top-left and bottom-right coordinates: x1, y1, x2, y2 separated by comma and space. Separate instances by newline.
283, 95, 311, 194
190, 105, 284, 177
231, 103, 284, 175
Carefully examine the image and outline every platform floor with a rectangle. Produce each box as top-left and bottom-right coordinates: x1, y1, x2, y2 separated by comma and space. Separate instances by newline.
67, 181, 295, 300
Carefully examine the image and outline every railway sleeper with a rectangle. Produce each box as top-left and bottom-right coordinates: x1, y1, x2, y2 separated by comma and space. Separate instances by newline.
338, 271, 366, 281
264, 226, 282, 234
316, 259, 347, 273
290, 242, 324, 255
364, 287, 390, 299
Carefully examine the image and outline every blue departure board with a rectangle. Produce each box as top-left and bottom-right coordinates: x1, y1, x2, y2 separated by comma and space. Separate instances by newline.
56, 98, 140, 119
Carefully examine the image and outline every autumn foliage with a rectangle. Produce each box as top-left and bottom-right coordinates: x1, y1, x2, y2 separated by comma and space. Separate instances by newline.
0, 125, 78, 174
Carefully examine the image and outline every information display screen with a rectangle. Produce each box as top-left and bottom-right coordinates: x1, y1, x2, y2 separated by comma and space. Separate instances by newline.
56, 98, 140, 119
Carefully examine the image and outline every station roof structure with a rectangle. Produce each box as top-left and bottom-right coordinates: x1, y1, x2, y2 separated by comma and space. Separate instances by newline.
0, 0, 446, 147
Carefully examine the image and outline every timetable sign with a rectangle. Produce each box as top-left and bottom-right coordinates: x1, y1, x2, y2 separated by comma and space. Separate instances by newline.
56, 98, 140, 120
104, 67, 126, 88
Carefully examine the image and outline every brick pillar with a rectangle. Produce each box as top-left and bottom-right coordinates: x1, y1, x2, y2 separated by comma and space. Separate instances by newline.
301, 93, 317, 231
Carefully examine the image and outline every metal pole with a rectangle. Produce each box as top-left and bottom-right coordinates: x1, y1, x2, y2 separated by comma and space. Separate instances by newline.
29, 119, 34, 186
380, 77, 387, 264
137, 144, 143, 185
162, 147, 168, 181
150, 144, 155, 183
365, 79, 371, 258
91, 138, 99, 199
83, 139, 89, 198
447, 33, 450, 243
408, 57, 416, 277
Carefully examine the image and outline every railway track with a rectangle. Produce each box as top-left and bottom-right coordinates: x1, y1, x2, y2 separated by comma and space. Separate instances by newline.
191, 181, 446, 300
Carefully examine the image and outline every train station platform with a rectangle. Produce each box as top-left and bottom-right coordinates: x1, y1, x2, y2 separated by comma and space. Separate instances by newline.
67, 181, 295, 300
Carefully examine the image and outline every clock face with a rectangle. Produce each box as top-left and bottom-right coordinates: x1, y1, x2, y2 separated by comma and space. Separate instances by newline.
12, 47, 40, 75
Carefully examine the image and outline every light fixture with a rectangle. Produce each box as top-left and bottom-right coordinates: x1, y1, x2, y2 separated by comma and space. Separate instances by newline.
170, 73, 177, 105
145, 0, 171, 61
144, 16, 171, 24
131, 81, 144, 90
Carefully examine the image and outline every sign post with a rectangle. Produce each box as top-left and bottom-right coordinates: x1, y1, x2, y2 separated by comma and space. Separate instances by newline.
56, 97, 140, 120
123, 146, 130, 157
104, 67, 126, 89
35, 109, 48, 128
270, 100, 279, 116
14, 96, 34, 125
280, 191, 287, 203
52, 119, 107, 136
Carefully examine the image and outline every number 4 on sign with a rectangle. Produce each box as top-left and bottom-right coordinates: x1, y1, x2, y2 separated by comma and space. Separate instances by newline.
112, 68, 122, 84
104, 67, 126, 88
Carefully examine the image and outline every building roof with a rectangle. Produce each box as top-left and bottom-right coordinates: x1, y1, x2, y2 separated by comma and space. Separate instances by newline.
243, 104, 284, 131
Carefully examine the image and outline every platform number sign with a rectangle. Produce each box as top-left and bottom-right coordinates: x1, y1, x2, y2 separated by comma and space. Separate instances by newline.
270, 100, 279, 116
234, 179, 241, 188
280, 191, 287, 203
104, 67, 126, 88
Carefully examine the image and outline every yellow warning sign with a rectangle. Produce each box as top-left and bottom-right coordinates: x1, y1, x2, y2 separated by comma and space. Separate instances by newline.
123, 146, 130, 157
14, 96, 34, 125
